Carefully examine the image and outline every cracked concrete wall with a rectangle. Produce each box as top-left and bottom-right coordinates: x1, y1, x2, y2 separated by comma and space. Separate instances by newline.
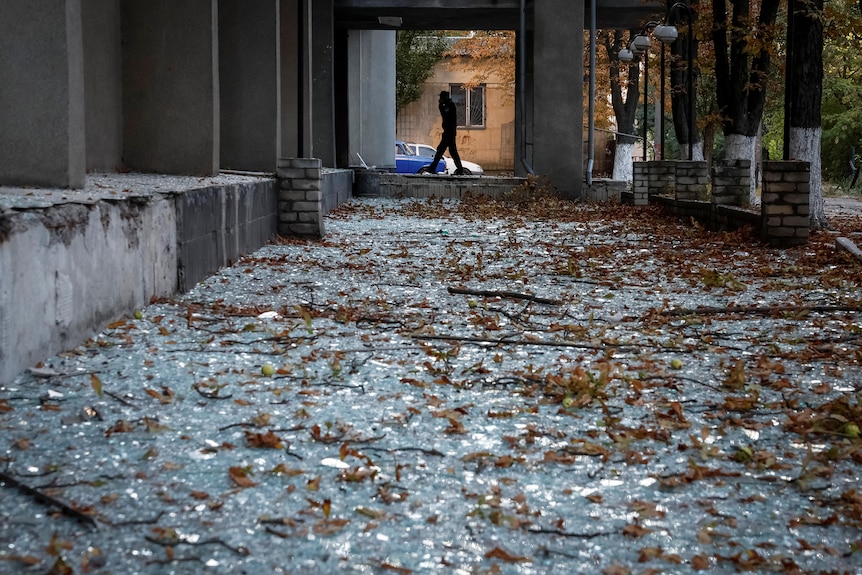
0, 198, 177, 384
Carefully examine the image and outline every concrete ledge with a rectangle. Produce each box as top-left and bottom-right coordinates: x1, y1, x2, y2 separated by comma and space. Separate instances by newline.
321, 168, 353, 215
0, 173, 278, 384
378, 173, 526, 199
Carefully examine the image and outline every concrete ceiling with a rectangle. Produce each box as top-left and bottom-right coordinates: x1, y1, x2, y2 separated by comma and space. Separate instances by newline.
333, 0, 666, 32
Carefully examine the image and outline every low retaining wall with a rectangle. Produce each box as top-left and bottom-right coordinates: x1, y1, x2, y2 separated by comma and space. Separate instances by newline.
377, 173, 526, 199
630, 159, 810, 247
585, 179, 627, 202
761, 160, 810, 247
0, 175, 279, 385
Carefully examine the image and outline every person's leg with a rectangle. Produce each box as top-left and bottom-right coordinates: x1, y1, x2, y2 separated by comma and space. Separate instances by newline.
449, 134, 464, 174
429, 137, 447, 172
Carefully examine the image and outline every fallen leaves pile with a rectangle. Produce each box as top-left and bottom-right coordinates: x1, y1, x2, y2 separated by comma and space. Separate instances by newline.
1, 194, 860, 574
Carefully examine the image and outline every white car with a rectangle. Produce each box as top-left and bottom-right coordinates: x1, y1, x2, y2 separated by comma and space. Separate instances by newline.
407, 143, 484, 175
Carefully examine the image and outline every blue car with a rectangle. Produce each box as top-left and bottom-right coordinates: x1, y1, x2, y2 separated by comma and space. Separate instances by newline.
395, 140, 445, 174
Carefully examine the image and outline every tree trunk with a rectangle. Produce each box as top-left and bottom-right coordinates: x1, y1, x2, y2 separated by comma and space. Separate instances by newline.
613, 142, 635, 181
605, 30, 640, 182
668, 6, 699, 159
712, 0, 781, 182
725, 133, 757, 204
788, 0, 826, 229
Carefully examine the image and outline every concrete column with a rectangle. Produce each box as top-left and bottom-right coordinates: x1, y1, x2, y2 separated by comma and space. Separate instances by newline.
310, 0, 336, 166
220, 0, 281, 173
279, 1, 306, 158
121, 0, 219, 176
82, 0, 123, 172
531, 0, 584, 199
348, 30, 396, 171
0, 0, 86, 188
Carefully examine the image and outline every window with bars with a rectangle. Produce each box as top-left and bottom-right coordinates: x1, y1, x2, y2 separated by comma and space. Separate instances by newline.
449, 84, 485, 129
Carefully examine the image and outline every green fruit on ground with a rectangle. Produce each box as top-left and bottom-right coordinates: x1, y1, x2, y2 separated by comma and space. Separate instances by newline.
670, 358, 683, 370
845, 423, 860, 438
133, 310, 143, 320
261, 363, 275, 377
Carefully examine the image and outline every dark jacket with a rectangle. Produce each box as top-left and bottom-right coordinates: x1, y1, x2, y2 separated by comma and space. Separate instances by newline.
440, 99, 458, 133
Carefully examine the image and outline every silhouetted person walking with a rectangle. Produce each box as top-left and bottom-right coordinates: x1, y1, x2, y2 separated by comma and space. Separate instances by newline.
429, 91, 465, 175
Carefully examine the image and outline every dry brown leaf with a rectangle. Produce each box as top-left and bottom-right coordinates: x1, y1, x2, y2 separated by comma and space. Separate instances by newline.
691, 554, 710, 570
245, 430, 284, 449
622, 523, 653, 537
228, 466, 257, 488
485, 545, 531, 563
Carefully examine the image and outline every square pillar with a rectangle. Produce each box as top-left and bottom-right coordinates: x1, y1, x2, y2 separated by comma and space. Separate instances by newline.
530, 0, 584, 199
277, 158, 325, 238
632, 161, 649, 205
348, 30, 396, 171
121, 0, 219, 176
711, 159, 751, 207
648, 160, 676, 197
310, 0, 336, 167
675, 161, 708, 200
761, 161, 810, 247
219, 0, 281, 173
0, 0, 86, 188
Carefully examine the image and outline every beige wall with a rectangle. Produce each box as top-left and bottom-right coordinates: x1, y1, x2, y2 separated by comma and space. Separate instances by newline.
396, 58, 515, 173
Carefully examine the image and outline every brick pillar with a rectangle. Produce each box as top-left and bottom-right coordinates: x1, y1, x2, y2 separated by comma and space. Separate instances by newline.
632, 161, 649, 205
675, 161, 708, 200
711, 159, 751, 207
277, 158, 325, 238
761, 161, 810, 247
648, 160, 676, 197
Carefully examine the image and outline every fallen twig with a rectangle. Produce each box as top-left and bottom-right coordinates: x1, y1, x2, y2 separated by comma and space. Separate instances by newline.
410, 333, 639, 352
145, 535, 250, 556
108, 510, 165, 526
363, 446, 445, 457
447, 286, 562, 306
104, 390, 138, 409
528, 525, 609, 538
192, 383, 233, 400
659, 304, 860, 317
0, 470, 97, 528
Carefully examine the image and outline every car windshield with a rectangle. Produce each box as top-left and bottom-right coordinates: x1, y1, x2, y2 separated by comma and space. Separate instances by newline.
395, 143, 416, 156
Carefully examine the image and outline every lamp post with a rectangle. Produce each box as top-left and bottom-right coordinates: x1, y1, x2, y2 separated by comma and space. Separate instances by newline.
620, 28, 656, 161
622, 3, 695, 161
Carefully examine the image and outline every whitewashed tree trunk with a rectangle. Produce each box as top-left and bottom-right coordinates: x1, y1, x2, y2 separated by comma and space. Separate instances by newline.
790, 127, 825, 228
679, 141, 705, 161
725, 134, 757, 204
613, 142, 634, 183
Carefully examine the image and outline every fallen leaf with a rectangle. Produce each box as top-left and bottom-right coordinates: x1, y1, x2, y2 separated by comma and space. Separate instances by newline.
691, 554, 710, 570
90, 373, 103, 397
485, 545, 531, 563
245, 430, 284, 449
622, 523, 653, 538
229, 466, 257, 488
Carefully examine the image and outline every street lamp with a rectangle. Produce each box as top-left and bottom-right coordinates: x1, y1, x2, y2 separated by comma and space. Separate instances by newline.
619, 27, 658, 160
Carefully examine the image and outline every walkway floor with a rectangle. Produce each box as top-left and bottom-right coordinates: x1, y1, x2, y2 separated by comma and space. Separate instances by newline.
1, 194, 860, 574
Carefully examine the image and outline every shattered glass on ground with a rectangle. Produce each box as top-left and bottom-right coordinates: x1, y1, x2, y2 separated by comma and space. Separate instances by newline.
1, 195, 861, 574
